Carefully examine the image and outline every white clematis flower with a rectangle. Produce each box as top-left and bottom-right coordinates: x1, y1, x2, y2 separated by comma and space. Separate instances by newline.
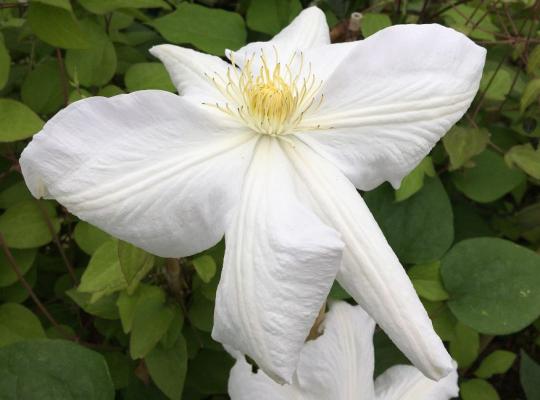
19, 7, 485, 384
228, 302, 460, 400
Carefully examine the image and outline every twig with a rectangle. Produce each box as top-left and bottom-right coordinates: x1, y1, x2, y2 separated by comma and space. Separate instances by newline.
470, 52, 508, 122
0, 2, 27, 9
34, 200, 77, 284
55, 48, 69, 107
0, 233, 74, 339
418, 0, 431, 23
429, 0, 469, 19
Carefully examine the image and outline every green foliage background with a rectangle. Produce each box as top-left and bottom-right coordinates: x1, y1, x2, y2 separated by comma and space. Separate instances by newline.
0, 0, 539, 399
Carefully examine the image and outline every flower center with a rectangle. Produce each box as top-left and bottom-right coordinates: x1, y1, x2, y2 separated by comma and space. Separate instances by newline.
205, 50, 323, 136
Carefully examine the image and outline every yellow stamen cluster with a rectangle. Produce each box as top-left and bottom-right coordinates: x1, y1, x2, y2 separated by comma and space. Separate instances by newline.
206, 49, 323, 136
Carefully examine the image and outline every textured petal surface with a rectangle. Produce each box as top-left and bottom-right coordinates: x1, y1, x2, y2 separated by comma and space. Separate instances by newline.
149, 45, 229, 103
375, 364, 459, 400
20, 90, 256, 257
227, 6, 329, 68
283, 139, 454, 380
294, 302, 376, 400
228, 357, 294, 400
213, 137, 344, 384
297, 24, 486, 190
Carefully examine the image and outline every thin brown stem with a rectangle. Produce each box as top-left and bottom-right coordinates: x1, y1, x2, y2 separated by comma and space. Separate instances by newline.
34, 200, 77, 284
470, 53, 508, 122
0, 2, 26, 9
55, 48, 69, 107
0, 233, 75, 339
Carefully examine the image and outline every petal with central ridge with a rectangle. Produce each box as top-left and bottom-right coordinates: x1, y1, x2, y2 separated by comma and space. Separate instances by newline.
295, 302, 377, 400
297, 24, 486, 191
212, 136, 344, 384
375, 364, 459, 400
20, 90, 256, 257
227, 6, 330, 69
283, 138, 454, 381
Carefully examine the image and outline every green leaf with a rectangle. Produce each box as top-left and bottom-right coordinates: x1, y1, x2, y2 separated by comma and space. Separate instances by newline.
27, 3, 88, 49
394, 157, 435, 202
118, 240, 154, 294
479, 63, 515, 101
188, 291, 214, 332
32, 0, 72, 11
441, 238, 540, 334
73, 221, 111, 255
0, 33, 10, 90
185, 349, 234, 395
364, 177, 454, 264
521, 79, 540, 113
443, 126, 490, 170
360, 13, 392, 37
145, 337, 188, 400
408, 261, 449, 302
0, 267, 37, 304
21, 60, 64, 115
192, 255, 216, 284
527, 45, 540, 76
452, 150, 526, 203
0, 99, 44, 142
117, 289, 142, 334
443, 5, 499, 41
130, 290, 175, 359
460, 379, 500, 400
78, 0, 169, 14
66, 290, 120, 320
0, 303, 45, 347
521, 350, 540, 400
65, 19, 117, 87
104, 352, 132, 390
0, 200, 60, 249
78, 241, 127, 301
505, 144, 540, 179
474, 350, 516, 378
125, 62, 175, 92
246, 0, 302, 35
0, 182, 33, 209
0, 339, 114, 399
150, 3, 246, 56
329, 280, 350, 300
98, 85, 124, 97
430, 303, 457, 341
449, 322, 479, 368
0, 248, 36, 287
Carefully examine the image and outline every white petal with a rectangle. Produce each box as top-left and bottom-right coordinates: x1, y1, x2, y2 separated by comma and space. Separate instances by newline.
20, 91, 257, 257
294, 302, 376, 400
297, 24, 486, 190
283, 139, 454, 381
227, 6, 329, 67
228, 357, 294, 400
375, 364, 459, 400
212, 137, 344, 384
150, 44, 229, 103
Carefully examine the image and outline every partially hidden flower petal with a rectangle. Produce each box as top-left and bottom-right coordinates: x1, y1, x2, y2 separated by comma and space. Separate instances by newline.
227, 6, 330, 67
20, 91, 257, 257
294, 302, 376, 400
212, 137, 344, 384
150, 44, 229, 103
298, 24, 486, 190
228, 357, 293, 400
375, 363, 459, 400
283, 138, 454, 381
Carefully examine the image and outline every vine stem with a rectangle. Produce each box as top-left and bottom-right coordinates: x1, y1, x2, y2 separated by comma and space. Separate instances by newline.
34, 200, 77, 284
0, 233, 74, 339
55, 48, 69, 107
